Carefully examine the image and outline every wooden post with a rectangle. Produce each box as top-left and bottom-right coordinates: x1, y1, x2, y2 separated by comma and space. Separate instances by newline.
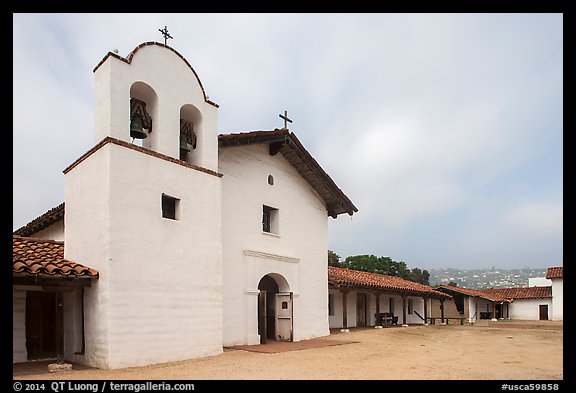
440, 299, 445, 323
402, 295, 407, 326
341, 289, 348, 329
55, 291, 64, 364
423, 297, 428, 324
375, 293, 381, 325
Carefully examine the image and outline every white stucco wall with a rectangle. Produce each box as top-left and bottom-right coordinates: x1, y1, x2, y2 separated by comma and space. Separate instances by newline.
65, 142, 223, 369
220, 143, 330, 345
551, 278, 563, 320
94, 44, 219, 172
529, 277, 551, 287
508, 298, 553, 320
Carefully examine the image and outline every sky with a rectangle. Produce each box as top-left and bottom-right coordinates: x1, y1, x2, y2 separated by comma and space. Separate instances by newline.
12, 13, 563, 270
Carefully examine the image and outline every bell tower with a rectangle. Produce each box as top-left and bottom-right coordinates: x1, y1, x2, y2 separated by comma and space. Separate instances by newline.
63, 42, 223, 369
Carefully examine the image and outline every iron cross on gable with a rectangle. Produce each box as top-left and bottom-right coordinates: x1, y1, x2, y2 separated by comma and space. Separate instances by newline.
279, 111, 293, 129
159, 26, 173, 45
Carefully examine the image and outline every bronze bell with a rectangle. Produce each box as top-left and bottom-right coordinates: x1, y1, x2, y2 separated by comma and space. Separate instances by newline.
180, 134, 190, 152
130, 116, 148, 139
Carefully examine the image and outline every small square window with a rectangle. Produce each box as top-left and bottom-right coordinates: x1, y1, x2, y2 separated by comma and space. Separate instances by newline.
162, 194, 179, 220
262, 205, 279, 234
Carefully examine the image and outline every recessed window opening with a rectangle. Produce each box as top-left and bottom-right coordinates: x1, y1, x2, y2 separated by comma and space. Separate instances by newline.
262, 205, 279, 234
268, 175, 274, 185
162, 193, 180, 220
408, 299, 414, 315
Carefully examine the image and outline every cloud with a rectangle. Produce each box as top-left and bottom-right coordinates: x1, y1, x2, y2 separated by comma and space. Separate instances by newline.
13, 13, 563, 270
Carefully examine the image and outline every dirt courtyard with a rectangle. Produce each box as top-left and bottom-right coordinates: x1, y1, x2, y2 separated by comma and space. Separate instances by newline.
14, 321, 563, 380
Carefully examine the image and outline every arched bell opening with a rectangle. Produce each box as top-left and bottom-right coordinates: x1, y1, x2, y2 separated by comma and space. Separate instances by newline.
179, 104, 203, 165
257, 273, 293, 344
129, 82, 158, 149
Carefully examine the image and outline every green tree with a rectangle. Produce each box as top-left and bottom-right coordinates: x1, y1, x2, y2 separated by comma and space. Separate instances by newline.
340, 254, 428, 284
328, 250, 342, 267
410, 268, 430, 285
341, 255, 412, 279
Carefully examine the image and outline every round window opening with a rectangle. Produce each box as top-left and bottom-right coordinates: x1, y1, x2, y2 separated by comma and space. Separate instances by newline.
268, 175, 274, 185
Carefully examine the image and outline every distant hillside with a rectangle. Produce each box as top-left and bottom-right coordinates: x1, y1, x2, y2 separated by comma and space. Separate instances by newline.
428, 267, 548, 289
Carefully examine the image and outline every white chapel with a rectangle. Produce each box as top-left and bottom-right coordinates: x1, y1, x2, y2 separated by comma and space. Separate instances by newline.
13, 41, 357, 369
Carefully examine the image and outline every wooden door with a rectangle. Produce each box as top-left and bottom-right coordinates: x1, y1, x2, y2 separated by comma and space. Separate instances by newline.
356, 293, 367, 326
539, 305, 549, 320
275, 292, 293, 341
258, 290, 267, 344
26, 291, 56, 360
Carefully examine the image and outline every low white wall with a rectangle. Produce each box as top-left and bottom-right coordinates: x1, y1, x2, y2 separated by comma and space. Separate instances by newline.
508, 298, 553, 320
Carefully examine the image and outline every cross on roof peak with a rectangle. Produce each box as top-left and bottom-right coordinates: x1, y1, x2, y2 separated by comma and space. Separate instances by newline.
279, 110, 293, 129
159, 26, 173, 46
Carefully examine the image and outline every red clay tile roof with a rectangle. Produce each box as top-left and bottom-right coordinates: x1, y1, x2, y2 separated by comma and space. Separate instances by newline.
481, 286, 552, 300
437, 285, 509, 302
438, 284, 552, 302
219, 130, 358, 218
328, 266, 451, 300
13, 236, 99, 278
14, 203, 65, 237
546, 266, 563, 279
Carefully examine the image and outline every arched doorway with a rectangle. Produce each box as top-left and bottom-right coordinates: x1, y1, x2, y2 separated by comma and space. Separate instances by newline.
257, 274, 292, 344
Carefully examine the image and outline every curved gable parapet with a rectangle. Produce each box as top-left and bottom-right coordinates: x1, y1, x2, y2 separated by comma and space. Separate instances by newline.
93, 42, 219, 108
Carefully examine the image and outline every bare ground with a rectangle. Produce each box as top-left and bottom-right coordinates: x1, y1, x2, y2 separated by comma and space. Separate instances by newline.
14, 321, 563, 380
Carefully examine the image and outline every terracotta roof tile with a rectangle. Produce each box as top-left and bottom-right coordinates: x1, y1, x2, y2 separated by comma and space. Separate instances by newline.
13, 203, 65, 237
328, 266, 451, 299
481, 286, 552, 300
437, 285, 508, 302
13, 236, 99, 278
546, 266, 563, 279
438, 285, 552, 301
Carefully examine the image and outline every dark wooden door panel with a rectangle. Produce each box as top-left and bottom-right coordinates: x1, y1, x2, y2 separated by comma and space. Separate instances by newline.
26, 291, 56, 360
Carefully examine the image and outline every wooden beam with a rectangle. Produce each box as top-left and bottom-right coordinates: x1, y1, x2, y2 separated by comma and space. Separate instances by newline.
440, 299, 445, 323
423, 296, 428, 323
55, 292, 64, 364
341, 289, 348, 329
269, 141, 284, 156
402, 295, 407, 325
375, 293, 381, 326
13, 275, 93, 288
